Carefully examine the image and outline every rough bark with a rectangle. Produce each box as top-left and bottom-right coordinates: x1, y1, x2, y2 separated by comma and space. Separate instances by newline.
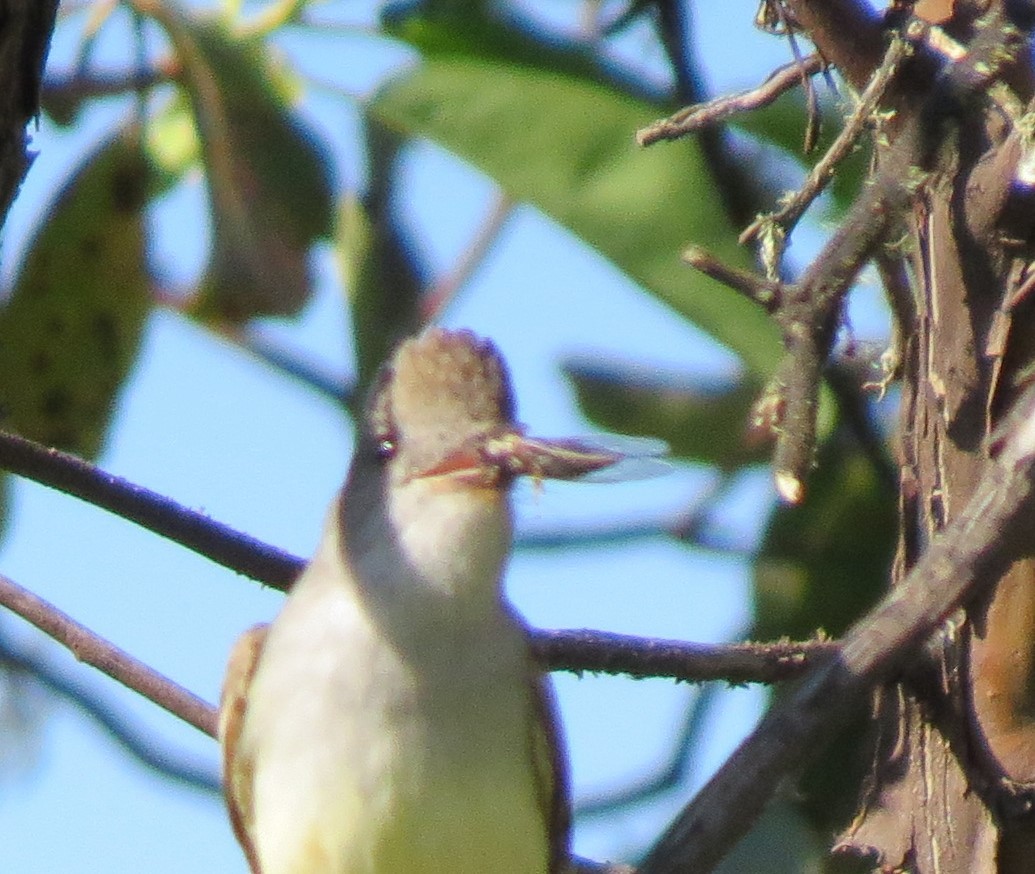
835, 4, 1035, 872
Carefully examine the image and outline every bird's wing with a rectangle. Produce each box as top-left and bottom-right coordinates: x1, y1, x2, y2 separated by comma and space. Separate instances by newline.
219, 623, 270, 874
529, 659, 573, 874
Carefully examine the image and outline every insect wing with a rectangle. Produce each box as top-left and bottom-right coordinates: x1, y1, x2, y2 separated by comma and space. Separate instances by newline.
557, 434, 671, 483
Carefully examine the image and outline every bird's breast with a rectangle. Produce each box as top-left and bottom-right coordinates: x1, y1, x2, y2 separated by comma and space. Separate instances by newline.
239, 567, 549, 874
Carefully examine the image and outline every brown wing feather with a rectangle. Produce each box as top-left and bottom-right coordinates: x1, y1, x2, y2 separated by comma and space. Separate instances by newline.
529, 657, 572, 874
219, 624, 269, 874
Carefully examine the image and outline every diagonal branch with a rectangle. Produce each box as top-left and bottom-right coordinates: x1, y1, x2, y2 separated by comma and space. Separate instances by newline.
0, 429, 304, 589
637, 53, 827, 147
639, 379, 1035, 874
0, 631, 221, 793
0, 571, 217, 737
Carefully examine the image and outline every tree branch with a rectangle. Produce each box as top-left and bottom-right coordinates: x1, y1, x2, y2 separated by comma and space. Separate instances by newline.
0, 429, 304, 589
0, 1, 60, 225
534, 629, 833, 684
0, 571, 217, 737
683, 10, 1025, 503
0, 631, 220, 794
740, 35, 909, 261
639, 378, 1035, 874
637, 53, 826, 147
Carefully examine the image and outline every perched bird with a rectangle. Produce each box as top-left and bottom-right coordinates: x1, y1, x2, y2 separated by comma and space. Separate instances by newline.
220, 328, 626, 874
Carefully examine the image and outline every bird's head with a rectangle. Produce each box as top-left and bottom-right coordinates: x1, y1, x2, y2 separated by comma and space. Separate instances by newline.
361, 328, 624, 492
341, 329, 626, 602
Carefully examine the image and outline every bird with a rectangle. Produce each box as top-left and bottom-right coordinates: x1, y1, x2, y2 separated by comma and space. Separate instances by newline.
219, 328, 626, 874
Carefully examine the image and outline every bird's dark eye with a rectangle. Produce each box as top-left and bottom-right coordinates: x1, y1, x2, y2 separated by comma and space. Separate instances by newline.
376, 437, 396, 460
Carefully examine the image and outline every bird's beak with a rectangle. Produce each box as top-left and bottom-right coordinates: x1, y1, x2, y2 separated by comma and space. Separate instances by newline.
414, 427, 626, 487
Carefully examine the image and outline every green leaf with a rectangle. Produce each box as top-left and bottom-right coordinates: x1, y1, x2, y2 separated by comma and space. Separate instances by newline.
752, 437, 896, 832
337, 118, 423, 397
372, 17, 782, 377
565, 360, 768, 471
145, 92, 202, 186
753, 438, 894, 641
146, 4, 334, 321
715, 799, 825, 874
0, 129, 152, 458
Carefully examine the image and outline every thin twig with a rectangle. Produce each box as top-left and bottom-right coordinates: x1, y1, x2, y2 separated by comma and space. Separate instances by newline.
242, 331, 352, 405
682, 245, 784, 310
637, 54, 826, 146
421, 193, 515, 321
741, 34, 910, 259
0, 632, 221, 793
0, 571, 218, 738
41, 67, 168, 106
755, 14, 1022, 503
866, 250, 914, 398
533, 630, 835, 684
761, 1, 823, 154
783, 0, 886, 93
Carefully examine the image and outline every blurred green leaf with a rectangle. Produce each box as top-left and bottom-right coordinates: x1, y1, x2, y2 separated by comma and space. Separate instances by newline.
715, 799, 825, 874
373, 14, 782, 378
146, 4, 334, 321
754, 438, 894, 640
337, 116, 424, 399
383, 7, 630, 95
144, 93, 202, 187
565, 360, 768, 471
0, 129, 152, 459
753, 436, 895, 833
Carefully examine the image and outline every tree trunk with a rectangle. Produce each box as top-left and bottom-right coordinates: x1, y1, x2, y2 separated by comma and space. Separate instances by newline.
835, 7, 1035, 871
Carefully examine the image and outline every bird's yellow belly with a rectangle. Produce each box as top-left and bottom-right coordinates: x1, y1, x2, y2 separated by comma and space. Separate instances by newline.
252, 711, 549, 874
245, 604, 551, 874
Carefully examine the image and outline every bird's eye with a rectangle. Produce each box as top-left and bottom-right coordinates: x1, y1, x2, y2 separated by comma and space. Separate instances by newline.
376, 437, 396, 460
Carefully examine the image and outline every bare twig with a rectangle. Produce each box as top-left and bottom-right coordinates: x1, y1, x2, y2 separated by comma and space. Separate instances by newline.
533, 630, 835, 684
0, 430, 304, 589
0, 632, 221, 793
765, 1, 823, 153
421, 193, 515, 321
640, 378, 1035, 874
740, 34, 910, 261
241, 330, 352, 405
866, 250, 915, 397
0, 572, 217, 738
41, 67, 168, 112
637, 54, 826, 146
681, 245, 784, 310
